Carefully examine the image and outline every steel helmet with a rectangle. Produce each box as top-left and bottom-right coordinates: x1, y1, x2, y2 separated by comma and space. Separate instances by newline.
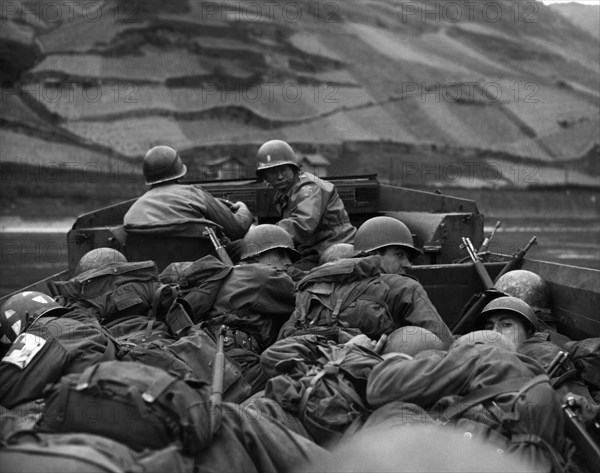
0, 291, 68, 343
241, 224, 300, 261
75, 248, 127, 276
382, 326, 446, 356
475, 296, 539, 333
354, 216, 421, 259
452, 330, 516, 352
494, 270, 550, 310
255, 140, 300, 176
143, 145, 187, 185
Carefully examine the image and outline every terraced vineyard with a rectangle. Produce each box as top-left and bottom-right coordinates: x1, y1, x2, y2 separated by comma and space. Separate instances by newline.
1, 0, 599, 195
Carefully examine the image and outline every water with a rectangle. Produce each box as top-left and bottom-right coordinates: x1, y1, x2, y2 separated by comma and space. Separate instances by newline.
481, 218, 600, 269
1, 218, 599, 298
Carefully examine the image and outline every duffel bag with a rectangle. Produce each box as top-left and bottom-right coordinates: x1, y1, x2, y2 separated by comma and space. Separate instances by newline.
0, 431, 193, 473
37, 361, 212, 454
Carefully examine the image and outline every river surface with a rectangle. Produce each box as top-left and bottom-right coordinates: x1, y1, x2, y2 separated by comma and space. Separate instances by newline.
1, 218, 598, 298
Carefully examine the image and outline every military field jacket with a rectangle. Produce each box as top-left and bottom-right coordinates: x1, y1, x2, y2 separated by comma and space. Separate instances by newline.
124, 183, 252, 239
381, 273, 454, 346
0, 310, 117, 408
205, 264, 295, 348
274, 172, 356, 261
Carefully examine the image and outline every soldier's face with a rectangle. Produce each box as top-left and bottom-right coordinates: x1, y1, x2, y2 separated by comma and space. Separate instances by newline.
257, 248, 291, 269
483, 313, 530, 346
379, 246, 411, 274
261, 166, 296, 192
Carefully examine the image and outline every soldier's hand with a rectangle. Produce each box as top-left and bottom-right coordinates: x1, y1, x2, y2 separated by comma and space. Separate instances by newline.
229, 201, 248, 212
345, 334, 375, 350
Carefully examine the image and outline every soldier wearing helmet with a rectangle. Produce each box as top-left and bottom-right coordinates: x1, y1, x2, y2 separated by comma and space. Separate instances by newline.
200, 224, 298, 393
124, 145, 253, 241
474, 296, 539, 346
354, 216, 453, 345
240, 224, 301, 269
255, 140, 356, 270
366, 335, 568, 471
0, 291, 118, 408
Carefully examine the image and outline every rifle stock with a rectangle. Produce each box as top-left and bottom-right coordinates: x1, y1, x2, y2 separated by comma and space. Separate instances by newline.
209, 324, 227, 439
204, 227, 234, 266
545, 352, 600, 471
494, 236, 537, 281
563, 400, 600, 471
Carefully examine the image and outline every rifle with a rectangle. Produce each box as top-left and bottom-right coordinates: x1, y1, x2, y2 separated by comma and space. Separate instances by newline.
494, 235, 537, 282
209, 324, 228, 440
478, 220, 501, 253
452, 236, 537, 334
545, 351, 600, 471
204, 227, 234, 266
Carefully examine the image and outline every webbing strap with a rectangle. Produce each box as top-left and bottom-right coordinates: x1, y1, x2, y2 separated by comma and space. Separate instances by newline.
298, 369, 327, 421
442, 376, 540, 421
75, 364, 99, 391
142, 375, 176, 403
143, 284, 176, 341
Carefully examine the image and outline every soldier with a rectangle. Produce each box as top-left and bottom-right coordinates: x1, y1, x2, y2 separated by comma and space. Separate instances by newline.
493, 269, 571, 346
475, 297, 600, 412
255, 140, 356, 270
367, 333, 570, 472
124, 145, 252, 240
473, 296, 538, 347
202, 225, 299, 393
353, 216, 454, 345
0, 291, 118, 408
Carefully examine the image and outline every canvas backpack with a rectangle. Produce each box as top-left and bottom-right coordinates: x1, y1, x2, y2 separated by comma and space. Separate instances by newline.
159, 256, 232, 322
441, 374, 569, 472
37, 361, 212, 454
264, 335, 382, 447
282, 256, 393, 341
0, 431, 193, 473
52, 261, 160, 323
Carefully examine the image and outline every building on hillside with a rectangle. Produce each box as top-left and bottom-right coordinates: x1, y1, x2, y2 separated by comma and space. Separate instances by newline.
298, 153, 330, 178
204, 156, 248, 180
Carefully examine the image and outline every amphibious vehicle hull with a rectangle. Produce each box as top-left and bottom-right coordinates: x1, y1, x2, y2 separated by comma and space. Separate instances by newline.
3, 175, 599, 339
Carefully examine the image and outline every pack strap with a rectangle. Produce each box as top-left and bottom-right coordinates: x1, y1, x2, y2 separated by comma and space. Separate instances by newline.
510, 433, 567, 471
335, 278, 381, 315
298, 369, 327, 421
75, 364, 99, 391
551, 369, 579, 389
442, 375, 547, 422
55, 376, 72, 422
142, 375, 176, 403
298, 348, 358, 421
143, 284, 177, 342
508, 374, 551, 410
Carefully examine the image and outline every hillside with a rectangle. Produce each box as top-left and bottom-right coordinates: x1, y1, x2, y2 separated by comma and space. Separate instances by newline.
0, 0, 599, 209
550, 2, 600, 39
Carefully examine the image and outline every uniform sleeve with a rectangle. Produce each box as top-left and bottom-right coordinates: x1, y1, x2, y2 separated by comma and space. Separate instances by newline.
366, 345, 479, 408
211, 266, 294, 319
251, 269, 295, 317
384, 275, 454, 347
277, 183, 324, 245
194, 186, 253, 240
56, 318, 117, 372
